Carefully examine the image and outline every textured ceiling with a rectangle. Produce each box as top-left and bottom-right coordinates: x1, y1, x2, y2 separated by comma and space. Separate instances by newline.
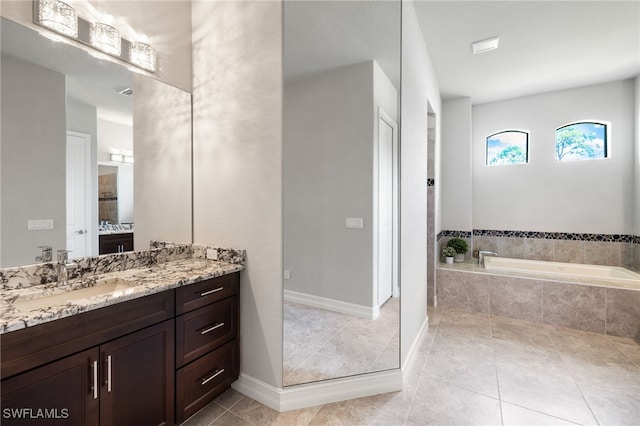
414, 0, 640, 104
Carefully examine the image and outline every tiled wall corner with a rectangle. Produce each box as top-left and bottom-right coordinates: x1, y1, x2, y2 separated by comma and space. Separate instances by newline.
542, 282, 606, 334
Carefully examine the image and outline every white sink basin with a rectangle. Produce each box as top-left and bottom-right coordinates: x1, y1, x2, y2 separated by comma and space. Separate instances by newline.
12, 277, 138, 312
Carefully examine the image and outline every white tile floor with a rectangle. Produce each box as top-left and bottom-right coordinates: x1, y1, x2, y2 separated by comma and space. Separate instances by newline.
183, 306, 640, 425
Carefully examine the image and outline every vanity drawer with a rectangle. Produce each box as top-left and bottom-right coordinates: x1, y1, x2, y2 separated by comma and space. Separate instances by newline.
175, 339, 239, 424
176, 272, 239, 315
175, 296, 238, 368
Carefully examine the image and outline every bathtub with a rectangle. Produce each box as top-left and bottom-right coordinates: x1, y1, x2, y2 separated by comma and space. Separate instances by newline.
483, 256, 640, 290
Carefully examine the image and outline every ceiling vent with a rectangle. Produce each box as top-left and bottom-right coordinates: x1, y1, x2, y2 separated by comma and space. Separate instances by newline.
118, 87, 133, 96
472, 37, 499, 54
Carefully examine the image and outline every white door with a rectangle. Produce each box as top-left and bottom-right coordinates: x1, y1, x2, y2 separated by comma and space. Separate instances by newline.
66, 131, 91, 259
378, 113, 396, 304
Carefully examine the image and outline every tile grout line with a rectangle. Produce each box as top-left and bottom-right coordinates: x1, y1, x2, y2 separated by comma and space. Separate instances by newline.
488, 312, 506, 426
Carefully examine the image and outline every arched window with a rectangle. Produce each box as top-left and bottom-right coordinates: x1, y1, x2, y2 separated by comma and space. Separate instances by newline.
555, 121, 608, 161
486, 130, 528, 166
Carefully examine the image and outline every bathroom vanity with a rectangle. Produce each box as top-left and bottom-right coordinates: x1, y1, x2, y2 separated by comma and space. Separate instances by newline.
0, 245, 243, 425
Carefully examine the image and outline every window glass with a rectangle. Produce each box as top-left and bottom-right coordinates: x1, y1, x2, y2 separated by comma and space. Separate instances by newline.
555, 122, 607, 161
486, 130, 528, 166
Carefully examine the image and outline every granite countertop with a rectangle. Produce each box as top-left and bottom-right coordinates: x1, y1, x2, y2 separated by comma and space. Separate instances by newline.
0, 258, 243, 334
98, 230, 134, 235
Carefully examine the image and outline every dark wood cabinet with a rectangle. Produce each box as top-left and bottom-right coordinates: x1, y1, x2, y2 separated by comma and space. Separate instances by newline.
99, 233, 134, 254
1, 348, 100, 425
175, 274, 240, 424
0, 272, 240, 426
100, 321, 174, 426
1, 322, 174, 426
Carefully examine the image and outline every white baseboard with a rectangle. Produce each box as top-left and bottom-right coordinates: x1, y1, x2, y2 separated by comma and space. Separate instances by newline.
401, 315, 430, 380
284, 289, 379, 320
232, 369, 403, 412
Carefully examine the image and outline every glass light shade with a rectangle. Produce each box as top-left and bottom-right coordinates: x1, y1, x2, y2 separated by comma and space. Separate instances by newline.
36, 0, 78, 38
90, 23, 121, 56
130, 42, 156, 72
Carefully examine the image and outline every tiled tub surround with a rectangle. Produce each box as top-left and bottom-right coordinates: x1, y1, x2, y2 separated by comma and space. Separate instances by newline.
437, 230, 640, 271
436, 262, 640, 340
0, 243, 246, 334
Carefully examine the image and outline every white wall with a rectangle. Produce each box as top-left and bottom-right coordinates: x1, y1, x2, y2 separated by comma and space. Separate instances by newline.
400, 0, 441, 366
1, 54, 66, 267
133, 74, 192, 248
284, 61, 397, 308
0, 0, 192, 92
440, 98, 472, 232
67, 99, 99, 255
472, 79, 635, 234
192, 0, 283, 388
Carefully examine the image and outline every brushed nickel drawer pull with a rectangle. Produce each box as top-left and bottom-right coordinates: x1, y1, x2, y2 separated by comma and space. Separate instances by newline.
201, 368, 225, 386
92, 360, 98, 399
201, 322, 225, 335
200, 287, 224, 297
106, 355, 112, 392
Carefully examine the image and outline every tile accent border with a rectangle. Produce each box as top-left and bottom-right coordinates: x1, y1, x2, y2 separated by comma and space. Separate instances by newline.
473, 229, 635, 243
438, 229, 637, 243
427, 178, 435, 187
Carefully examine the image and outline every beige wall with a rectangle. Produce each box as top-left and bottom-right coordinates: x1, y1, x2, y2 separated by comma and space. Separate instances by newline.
192, 0, 283, 388
133, 74, 192, 249
1, 54, 67, 267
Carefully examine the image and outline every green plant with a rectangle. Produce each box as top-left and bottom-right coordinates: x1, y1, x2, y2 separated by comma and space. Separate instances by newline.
442, 246, 457, 258
446, 237, 468, 255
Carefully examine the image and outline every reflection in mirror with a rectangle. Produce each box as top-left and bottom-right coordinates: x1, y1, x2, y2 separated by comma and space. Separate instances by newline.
283, 0, 401, 386
0, 17, 191, 266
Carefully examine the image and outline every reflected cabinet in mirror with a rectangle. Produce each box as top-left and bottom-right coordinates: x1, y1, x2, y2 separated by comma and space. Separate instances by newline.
0, 17, 192, 267
283, 0, 401, 386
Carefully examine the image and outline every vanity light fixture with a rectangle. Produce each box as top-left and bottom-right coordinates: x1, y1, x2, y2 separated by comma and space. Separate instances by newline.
110, 153, 124, 163
34, 0, 78, 38
472, 36, 499, 54
130, 42, 156, 72
90, 22, 121, 56
32, 0, 156, 73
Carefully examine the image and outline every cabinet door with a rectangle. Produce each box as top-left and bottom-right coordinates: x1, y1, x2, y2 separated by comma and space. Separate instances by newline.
99, 321, 174, 426
1, 347, 100, 425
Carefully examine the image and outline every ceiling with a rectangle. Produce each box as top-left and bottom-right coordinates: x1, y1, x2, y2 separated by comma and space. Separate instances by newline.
284, 1, 401, 87
414, 0, 640, 105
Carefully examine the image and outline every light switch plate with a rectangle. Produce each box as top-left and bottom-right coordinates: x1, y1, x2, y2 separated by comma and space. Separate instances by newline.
28, 219, 54, 231
284, 270, 290, 280
346, 218, 364, 229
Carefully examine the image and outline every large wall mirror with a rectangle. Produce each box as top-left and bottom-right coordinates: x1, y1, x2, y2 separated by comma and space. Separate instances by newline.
0, 16, 192, 267
283, 0, 401, 386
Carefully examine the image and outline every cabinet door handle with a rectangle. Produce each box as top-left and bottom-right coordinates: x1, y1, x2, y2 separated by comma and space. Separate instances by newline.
201, 322, 225, 335
92, 360, 98, 400
200, 287, 224, 297
201, 368, 224, 386
106, 355, 112, 392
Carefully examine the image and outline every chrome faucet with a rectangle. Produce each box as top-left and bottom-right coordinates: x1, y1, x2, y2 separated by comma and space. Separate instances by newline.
56, 250, 78, 286
35, 246, 53, 263
478, 250, 498, 266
